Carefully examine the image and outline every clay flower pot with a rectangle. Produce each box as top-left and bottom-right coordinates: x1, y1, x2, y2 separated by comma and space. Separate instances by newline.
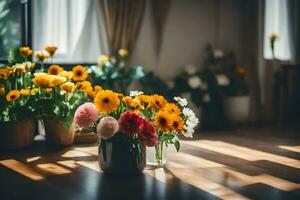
0, 119, 35, 150
74, 132, 98, 144
44, 119, 75, 147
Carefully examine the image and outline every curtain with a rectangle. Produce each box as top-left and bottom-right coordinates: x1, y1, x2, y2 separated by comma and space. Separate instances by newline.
150, 0, 172, 56
99, 0, 146, 55
33, 0, 105, 63
287, 0, 300, 63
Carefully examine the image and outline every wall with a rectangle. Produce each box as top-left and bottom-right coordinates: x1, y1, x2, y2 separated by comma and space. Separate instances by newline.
131, 0, 247, 80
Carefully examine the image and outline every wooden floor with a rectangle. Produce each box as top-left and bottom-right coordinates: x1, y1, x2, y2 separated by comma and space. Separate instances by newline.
0, 128, 299, 200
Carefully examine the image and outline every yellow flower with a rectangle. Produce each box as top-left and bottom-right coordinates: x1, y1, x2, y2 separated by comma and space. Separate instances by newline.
150, 94, 167, 110
94, 85, 103, 93
0, 87, 4, 95
0, 68, 11, 77
72, 65, 88, 81
98, 55, 110, 65
30, 88, 38, 95
35, 51, 50, 61
49, 75, 67, 87
94, 90, 120, 114
122, 96, 133, 106
270, 33, 278, 44
6, 90, 20, 102
32, 73, 51, 87
48, 65, 63, 75
163, 103, 181, 115
136, 95, 151, 105
235, 65, 246, 76
154, 111, 172, 132
118, 49, 128, 57
20, 47, 33, 57
130, 99, 144, 110
59, 70, 73, 80
45, 46, 58, 56
20, 88, 31, 96
76, 81, 92, 92
87, 90, 96, 98
60, 82, 75, 93
15, 63, 27, 74
171, 115, 185, 132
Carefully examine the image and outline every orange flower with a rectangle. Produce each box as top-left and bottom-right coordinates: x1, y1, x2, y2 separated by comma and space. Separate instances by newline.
163, 103, 181, 115
154, 111, 172, 132
48, 65, 63, 75
235, 66, 246, 76
72, 65, 88, 81
59, 70, 73, 80
122, 96, 133, 106
20, 88, 31, 96
35, 51, 50, 61
20, 47, 33, 57
60, 82, 75, 93
171, 115, 185, 133
94, 85, 103, 93
6, 90, 20, 102
0, 87, 4, 95
94, 90, 120, 114
45, 46, 58, 56
150, 94, 167, 110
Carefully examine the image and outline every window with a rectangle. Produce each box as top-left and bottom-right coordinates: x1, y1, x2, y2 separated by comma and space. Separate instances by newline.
32, 0, 105, 63
264, 0, 291, 60
0, 0, 23, 60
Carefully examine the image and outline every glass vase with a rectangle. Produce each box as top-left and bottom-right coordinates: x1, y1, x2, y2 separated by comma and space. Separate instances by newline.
146, 141, 167, 167
99, 133, 146, 176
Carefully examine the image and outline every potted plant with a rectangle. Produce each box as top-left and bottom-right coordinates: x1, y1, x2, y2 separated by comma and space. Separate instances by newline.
0, 47, 36, 149
31, 65, 93, 147
223, 65, 250, 124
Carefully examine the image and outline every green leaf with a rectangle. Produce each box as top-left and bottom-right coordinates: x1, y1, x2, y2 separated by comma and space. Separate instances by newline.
8, 48, 25, 64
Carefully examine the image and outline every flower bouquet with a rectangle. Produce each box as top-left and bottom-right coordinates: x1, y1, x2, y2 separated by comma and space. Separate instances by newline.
74, 89, 199, 174
0, 48, 36, 149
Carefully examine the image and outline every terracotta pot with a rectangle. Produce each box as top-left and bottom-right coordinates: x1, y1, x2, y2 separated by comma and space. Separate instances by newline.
224, 95, 250, 124
0, 119, 35, 150
44, 119, 75, 147
74, 132, 98, 144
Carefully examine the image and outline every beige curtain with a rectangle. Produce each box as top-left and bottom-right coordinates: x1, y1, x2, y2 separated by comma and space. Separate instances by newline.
150, 0, 172, 56
100, 0, 146, 55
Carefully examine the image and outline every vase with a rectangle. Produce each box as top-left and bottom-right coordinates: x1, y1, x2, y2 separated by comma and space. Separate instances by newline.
74, 132, 98, 144
224, 95, 250, 124
44, 119, 75, 147
146, 141, 167, 167
99, 133, 146, 176
0, 119, 35, 150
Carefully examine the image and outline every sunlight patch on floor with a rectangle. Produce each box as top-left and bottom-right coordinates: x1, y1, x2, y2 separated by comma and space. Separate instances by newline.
279, 145, 300, 153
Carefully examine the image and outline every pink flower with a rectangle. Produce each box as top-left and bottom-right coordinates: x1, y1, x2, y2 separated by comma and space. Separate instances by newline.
118, 111, 143, 136
74, 102, 99, 128
97, 116, 119, 139
138, 119, 158, 147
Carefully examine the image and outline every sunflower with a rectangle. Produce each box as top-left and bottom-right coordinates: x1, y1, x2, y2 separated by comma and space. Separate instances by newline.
0, 87, 4, 95
94, 90, 120, 114
49, 75, 67, 87
60, 82, 75, 93
163, 103, 181, 115
122, 96, 133, 106
32, 73, 51, 87
72, 65, 88, 81
45, 46, 58, 56
6, 90, 21, 102
94, 85, 103, 92
150, 94, 167, 110
76, 81, 92, 92
48, 65, 63, 75
59, 70, 73, 80
20, 47, 33, 57
0, 68, 11, 77
130, 99, 144, 110
20, 88, 31, 96
35, 51, 50, 61
154, 111, 173, 132
30, 88, 38, 95
171, 115, 185, 132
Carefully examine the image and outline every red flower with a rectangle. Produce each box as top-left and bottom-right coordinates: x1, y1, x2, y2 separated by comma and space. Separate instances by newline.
138, 118, 158, 147
118, 111, 143, 136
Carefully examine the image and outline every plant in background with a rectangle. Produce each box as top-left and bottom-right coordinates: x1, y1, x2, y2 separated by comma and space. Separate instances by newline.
88, 49, 144, 93
223, 65, 249, 96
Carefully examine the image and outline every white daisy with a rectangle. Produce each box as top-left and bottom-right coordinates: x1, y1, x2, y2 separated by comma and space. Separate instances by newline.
129, 90, 144, 97
174, 96, 188, 107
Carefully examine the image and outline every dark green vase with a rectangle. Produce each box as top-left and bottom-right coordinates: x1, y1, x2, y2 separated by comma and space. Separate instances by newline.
98, 133, 146, 176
